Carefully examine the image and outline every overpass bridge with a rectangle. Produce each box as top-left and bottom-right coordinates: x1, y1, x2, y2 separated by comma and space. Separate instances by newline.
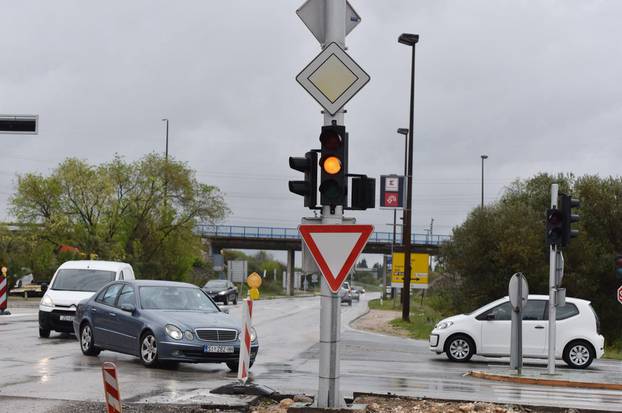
197, 224, 450, 256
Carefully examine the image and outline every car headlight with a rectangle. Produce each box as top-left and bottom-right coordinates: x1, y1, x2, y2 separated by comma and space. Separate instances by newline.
435, 320, 454, 330
184, 330, 194, 341
218, 291, 227, 295
40, 295, 54, 308
250, 327, 257, 342
165, 324, 183, 340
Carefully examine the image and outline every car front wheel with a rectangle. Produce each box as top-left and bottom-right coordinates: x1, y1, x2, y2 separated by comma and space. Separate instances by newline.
140, 332, 160, 368
80, 323, 101, 356
563, 340, 594, 369
39, 328, 50, 338
226, 359, 254, 372
445, 334, 475, 362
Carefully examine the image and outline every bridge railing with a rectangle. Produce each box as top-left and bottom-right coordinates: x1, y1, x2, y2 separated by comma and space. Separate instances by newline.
196, 224, 451, 246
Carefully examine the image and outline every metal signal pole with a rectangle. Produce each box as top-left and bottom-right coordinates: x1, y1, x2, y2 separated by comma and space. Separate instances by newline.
547, 183, 558, 374
318, 0, 346, 408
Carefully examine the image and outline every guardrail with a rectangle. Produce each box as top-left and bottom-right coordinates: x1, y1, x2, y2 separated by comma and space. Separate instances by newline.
196, 224, 450, 246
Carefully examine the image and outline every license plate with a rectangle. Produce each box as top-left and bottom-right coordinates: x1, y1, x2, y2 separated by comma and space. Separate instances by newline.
203, 345, 234, 353
59, 315, 74, 322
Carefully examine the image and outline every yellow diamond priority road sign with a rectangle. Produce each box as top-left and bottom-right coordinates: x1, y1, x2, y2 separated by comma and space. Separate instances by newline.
296, 42, 370, 116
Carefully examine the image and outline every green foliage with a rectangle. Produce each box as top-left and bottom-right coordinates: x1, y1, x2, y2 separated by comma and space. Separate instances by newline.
220, 250, 288, 297
7, 154, 228, 282
368, 297, 445, 340
436, 172, 622, 343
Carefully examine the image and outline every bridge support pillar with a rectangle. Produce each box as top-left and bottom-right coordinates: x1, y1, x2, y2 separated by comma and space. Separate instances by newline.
287, 249, 295, 296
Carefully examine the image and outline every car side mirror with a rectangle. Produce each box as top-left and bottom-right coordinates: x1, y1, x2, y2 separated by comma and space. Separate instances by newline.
120, 303, 136, 313
220, 307, 229, 314
485, 313, 496, 321
41, 283, 48, 293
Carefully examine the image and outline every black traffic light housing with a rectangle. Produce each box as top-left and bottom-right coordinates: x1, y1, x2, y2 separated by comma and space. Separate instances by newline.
546, 208, 564, 246
615, 255, 622, 281
319, 124, 347, 207
350, 175, 376, 210
560, 193, 580, 247
288, 151, 318, 209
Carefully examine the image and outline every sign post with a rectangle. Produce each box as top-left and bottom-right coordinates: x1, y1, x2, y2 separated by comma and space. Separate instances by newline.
547, 184, 559, 375
299, 224, 373, 408
509, 272, 529, 375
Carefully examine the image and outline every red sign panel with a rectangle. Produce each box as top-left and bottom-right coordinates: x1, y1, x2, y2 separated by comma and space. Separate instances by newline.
299, 224, 373, 293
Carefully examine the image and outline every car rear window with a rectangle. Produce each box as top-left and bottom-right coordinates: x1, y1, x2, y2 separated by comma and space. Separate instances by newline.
51, 269, 116, 292
556, 303, 579, 320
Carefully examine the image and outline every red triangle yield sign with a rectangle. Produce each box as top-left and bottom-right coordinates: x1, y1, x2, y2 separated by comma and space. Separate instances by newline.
299, 224, 374, 293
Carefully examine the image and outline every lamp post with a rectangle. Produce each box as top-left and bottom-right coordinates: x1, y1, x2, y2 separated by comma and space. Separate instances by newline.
481, 154, 488, 209
398, 33, 419, 323
162, 118, 169, 209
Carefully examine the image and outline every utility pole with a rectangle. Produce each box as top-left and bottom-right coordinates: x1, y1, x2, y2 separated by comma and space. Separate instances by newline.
162, 118, 169, 210
547, 183, 558, 374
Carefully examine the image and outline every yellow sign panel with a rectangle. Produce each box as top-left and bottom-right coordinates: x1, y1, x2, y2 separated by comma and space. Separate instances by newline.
246, 272, 262, 289
391, 252, 429, 288
249, 288, 260, 300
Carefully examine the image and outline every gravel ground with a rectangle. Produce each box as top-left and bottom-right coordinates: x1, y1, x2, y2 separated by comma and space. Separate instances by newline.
350, 310, 408, 337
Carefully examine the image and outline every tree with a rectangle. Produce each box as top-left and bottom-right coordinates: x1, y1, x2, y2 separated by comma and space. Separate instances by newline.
437, 173, 621, 343
10, 154, 228, 281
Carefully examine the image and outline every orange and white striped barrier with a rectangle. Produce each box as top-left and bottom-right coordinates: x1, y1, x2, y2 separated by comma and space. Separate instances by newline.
0, 276, 9, 315
102, 362, 122, 413
237, 297, 253, 383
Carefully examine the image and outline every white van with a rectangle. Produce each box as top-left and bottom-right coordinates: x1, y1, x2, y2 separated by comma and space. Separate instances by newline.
38, 261, 135, 337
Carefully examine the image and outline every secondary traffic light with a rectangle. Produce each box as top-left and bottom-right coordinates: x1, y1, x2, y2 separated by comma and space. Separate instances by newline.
289, 151, 318, 209
546, 207, 563, 246
319, 124, 347, 207
560, 194, 580, 247
615, 255, 622, 281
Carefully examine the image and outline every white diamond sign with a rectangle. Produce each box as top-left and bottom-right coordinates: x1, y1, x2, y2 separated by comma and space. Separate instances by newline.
296, 42, 370, 116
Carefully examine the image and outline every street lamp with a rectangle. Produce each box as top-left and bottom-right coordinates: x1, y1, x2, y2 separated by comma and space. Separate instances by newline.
161, 118, 169, 161
398, 32, 419, 322
397, 128, 408, 178
162, 118, 170, 209
481, 154, 488, 209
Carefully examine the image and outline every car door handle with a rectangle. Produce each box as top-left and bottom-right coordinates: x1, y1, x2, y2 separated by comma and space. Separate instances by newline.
535, 325, 545, 329
90, 308, 97, 313
109, 312, 117, 317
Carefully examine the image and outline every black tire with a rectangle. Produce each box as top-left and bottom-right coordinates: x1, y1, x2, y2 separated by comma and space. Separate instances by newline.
233, 294, 238, 305
140, 331, 160, 368
563, 340, 594, 369
79, 323, 101, 356
348, 300, 352, 306
445, 334, 475, 362
39, 328, 50, 338
226, 359, 254, 372
223, 296, 228, 306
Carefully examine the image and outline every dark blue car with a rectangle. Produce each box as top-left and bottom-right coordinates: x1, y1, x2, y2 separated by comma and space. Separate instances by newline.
73, 280, 258, 370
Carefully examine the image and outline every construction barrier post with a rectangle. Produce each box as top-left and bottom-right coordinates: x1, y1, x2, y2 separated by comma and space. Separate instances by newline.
237, 297, 253, 383
0, 275, 10, 316
102, 362, 122, 413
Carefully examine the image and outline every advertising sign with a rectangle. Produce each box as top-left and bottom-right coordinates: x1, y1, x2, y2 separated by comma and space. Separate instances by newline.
380, 175, 405, 209
391, 252, 429, 289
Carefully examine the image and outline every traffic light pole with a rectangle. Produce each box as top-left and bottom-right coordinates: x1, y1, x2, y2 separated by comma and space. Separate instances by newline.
547, 183, 559, 375
317, 0, 346, 408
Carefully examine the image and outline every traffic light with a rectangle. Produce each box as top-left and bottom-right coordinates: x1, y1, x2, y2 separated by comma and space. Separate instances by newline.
351, 175, 376, 210
319, 124, 347, 207
560, 194, 580, 247
288, 151, 318, 209
615, 255, 622, 281
546, 207, 563, 246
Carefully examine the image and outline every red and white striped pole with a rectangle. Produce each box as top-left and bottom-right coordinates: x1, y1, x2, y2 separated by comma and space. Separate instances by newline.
237, 297, 253, 383
102, 362, 122, 413
0, 275, 9, 315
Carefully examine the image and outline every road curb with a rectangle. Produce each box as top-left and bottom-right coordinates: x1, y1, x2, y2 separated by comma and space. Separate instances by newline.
467, 370, 622, 391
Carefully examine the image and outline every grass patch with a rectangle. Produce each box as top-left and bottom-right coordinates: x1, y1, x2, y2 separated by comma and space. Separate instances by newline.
604, 342, 622, 360
368, 295, 447, 340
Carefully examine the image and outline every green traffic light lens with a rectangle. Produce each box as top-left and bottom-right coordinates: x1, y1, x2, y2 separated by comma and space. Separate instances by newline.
320, 180, 341, 200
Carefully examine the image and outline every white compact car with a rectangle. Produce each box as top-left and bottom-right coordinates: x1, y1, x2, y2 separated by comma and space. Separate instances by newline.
38, 260, 135, 338
429, 295, 604, 368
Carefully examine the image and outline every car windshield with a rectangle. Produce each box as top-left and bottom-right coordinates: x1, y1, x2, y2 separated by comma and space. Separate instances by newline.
51, 269, 116, 292
140, 286, 219, 311
205, 280, 228, 289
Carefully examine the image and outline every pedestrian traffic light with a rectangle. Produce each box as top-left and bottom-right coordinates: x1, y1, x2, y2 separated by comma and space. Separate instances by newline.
560, 193, 580, 247
615, 255, 622, 281
319, 124, 347, 207
546, 207, 563, 246
288, 151, 318, 209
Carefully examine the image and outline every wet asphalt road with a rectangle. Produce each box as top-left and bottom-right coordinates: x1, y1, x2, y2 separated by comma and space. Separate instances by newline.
0, 294, 621, 412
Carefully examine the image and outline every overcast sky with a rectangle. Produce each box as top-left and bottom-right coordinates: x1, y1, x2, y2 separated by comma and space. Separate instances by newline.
2, 1, 622, 262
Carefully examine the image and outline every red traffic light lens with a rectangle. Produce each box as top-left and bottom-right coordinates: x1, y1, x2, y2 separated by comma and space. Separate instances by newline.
320, 131, 342, 150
